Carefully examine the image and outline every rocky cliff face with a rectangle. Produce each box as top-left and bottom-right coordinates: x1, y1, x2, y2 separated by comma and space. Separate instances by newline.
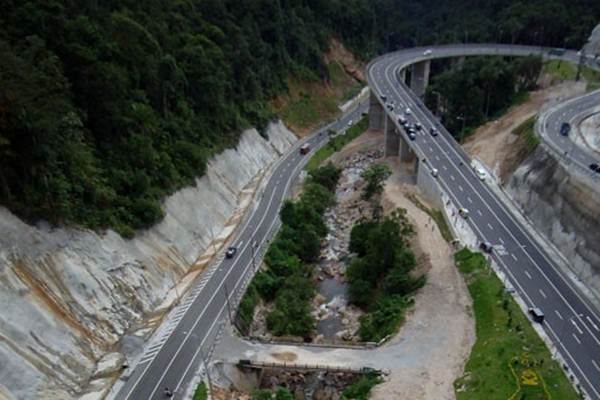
0, 121, 297, 399
507, 146, 600, 299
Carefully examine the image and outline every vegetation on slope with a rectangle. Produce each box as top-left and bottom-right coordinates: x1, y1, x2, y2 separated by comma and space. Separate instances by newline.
512, 116, 540, 155
2, 1, 599, 234
453, 249, 580, 400
425, 56, 542, 140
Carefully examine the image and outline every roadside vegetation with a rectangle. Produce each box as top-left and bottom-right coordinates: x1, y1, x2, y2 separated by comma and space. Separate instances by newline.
192, 382, 208, 400
511, 116, 540, 155
405, 193, 454, 243
237, 163, 341, 337
453, 249, 580, 400
341, 371, 383, 400
543, 60, 600, 90
425, 56, 542, 141
306, 116, 369, 172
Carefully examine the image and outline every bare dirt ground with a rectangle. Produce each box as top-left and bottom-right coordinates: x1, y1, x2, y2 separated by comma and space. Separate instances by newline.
462, 81, 586, 182
361, 156, 476, 400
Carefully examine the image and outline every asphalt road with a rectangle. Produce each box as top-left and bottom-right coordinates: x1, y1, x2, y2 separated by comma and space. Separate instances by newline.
367, 43, 600, 399
540, 88, 600, 178
115, 103, 367, 399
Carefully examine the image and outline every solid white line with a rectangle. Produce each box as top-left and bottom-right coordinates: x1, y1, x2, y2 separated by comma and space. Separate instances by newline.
524, 270, 532, 280
572, 333, 581, 345
555, 310, 564, 320
539, 289, 547, 299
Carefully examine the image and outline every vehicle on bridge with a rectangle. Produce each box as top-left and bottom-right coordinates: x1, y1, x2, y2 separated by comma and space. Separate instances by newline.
423, 49, 433, 56
549, 48, 566, 56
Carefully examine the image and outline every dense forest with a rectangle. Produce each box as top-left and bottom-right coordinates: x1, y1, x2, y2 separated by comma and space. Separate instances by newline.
1, 1, 599, 234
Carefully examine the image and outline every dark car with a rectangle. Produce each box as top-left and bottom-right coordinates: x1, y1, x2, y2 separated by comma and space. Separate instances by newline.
408, 132, 416, 141
590, 163, 600, 172
529, 307, 545, 323
381, 94, 387, 102
225, 246, 237, 259
479, 241, 493, 253
560, 122, 570, 136
415, 122, 423, 131
430, 127, 439, 136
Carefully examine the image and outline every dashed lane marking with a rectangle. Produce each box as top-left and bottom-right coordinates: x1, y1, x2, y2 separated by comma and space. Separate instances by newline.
555, 310, 564, 320
572, 319, 584, 335
524, 270, 532, 279
539, 289, 547, 299
572, 333, 581, 345
511, 253, 518, 261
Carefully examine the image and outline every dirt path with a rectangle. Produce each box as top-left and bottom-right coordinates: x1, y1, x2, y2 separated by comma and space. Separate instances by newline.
462, 81, 586, 182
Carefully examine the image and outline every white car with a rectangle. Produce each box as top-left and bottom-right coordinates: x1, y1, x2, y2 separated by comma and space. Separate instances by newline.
423, 49, 433, 56
475, 167, 486, 181
347, 119, 353, 126
431, 168, 439, 178
405, 107, 412, 115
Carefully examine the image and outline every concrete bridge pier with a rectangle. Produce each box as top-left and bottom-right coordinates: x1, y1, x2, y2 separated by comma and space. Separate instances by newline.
398, 68, 407, 84
369, 91, 385, 131
384, 114, 400, 157
410, 60, 431, 98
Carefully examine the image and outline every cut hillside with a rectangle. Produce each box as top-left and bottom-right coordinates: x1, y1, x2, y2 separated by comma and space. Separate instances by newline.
269, 39, 365, 136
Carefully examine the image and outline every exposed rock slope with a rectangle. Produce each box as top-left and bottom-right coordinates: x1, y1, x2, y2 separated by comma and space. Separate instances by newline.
0, 121, 297, 399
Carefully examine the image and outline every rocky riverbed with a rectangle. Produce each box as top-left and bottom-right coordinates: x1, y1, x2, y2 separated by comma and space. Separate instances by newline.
312, 149, 383, 343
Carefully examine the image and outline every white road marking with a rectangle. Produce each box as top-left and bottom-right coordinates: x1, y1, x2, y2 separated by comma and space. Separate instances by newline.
572, 333, 581, 345
524, 270, 532, 279
498, 237, 504, 244
458, 185, 463, 192
487, 223, 494, 230
467, 196, 472, 204
555, 310, 564, 320
435, 155, 440, 161
450, 174, 455, 181
572, 319, 584, 335
539, 289, 547, 299
587, 316, 600, 331
510, 253, 518, 261
477, 209, 483, 217
442, 165, 447, 171
593, 360, 600, 372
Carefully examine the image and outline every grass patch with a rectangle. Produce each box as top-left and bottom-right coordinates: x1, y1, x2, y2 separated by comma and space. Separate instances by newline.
454, 248, 580, 400
341, 371, 383, 400
406, 193, 454, 243
543, 60, 577, 80
305, 116, 369, 172
543, 60, 600, 90
512, 115, 540, 154
192, 382, 208, 400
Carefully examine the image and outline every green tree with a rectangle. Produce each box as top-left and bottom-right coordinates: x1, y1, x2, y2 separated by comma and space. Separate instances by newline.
361, 164, 391, 201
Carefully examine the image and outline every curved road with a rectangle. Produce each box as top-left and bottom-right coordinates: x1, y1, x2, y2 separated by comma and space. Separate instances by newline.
540, 88, 600, 179
367, 43, 600, 398
114, 103, 367, 399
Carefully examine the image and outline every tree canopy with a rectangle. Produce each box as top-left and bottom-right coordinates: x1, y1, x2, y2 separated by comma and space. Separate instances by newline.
1, 0, 598, 234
